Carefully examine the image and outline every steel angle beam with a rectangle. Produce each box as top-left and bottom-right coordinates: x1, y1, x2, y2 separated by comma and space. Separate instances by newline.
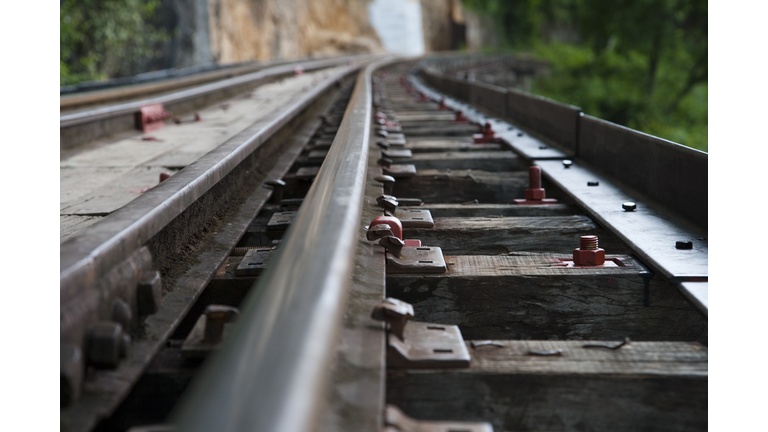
408, 75, 570, 160
677, 281, 708, 317
536, 159, 707, 281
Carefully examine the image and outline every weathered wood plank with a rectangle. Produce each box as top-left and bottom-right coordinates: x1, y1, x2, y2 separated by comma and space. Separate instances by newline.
398, 203, 580, 218
395, 113, 457, 122
387, 254, 707, 341
404, 140, 502, 153
60, 215, 103, 243
400, 124, 479, 136
391, 169, 529, 204
403, 215, 632, 254
407, 151, 527, 172
387, 341, 707, 432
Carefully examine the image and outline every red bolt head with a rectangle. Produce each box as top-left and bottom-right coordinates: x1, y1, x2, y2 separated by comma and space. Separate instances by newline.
573, 248, 605, 266
524, 188, 546, 200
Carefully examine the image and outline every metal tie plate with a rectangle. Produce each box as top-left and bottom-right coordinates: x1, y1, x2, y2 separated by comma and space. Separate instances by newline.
387, 321, 470, 369
235, 249, 274, 276
386, 246, 447, 274
396, 209, 434, 228
383, 164, 417, 178
267, 211, 295, 230
295, 166, 320, 179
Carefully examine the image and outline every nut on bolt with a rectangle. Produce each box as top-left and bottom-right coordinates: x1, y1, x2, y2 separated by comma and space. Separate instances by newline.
573, 235, 605, 266
374, 175, 396, 195
622, 202, 636, 212
86, 321, 130, 369
137, 270, 162, 316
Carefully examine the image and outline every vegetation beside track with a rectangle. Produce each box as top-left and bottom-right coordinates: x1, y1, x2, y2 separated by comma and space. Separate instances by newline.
463, 0, 708, 151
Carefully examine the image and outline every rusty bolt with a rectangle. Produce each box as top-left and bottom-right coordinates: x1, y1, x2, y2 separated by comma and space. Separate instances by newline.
159, 172, 171, 183
374, 175, 395, 195
377, 196, 399, 212
85, 321, 129, 369
204, 305, 239, 345
379, 236, 405, 258
377, 157, 393, 168
265, 179, 286, 205
371, 298, 414, 341
573, 235, 606, 266
137, 270, 162, 316
367, 224, 395, 241
112, 299, 133, 332
524, 166, 546, 200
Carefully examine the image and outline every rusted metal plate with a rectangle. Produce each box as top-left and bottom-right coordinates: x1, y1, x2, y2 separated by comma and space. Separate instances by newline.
234, 249, 274, 276
396, 209, 434, 228
381, 149, 413, 158
307, 150, 328, 160
387, 321, 471, 369
295, 166, 320, 179
267, 211, 295, 230
386, 246, 447, 274
383, 164, 417, 178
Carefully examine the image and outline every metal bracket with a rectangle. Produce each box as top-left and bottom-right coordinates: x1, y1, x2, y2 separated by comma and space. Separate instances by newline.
386, 246, 447, 274
371, 299, 470, 369
267, 211, 295, 230
383, 164, 417, 178
295, 166, 320, 179
235, 249, 274, 276
382, 149, 413, 158
181, 305, 239, 359
396, 208, 434, 228
384, 405, 493, 432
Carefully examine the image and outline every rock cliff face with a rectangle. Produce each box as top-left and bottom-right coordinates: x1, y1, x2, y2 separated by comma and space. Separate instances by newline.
160, 0, 471, 68
207, 0, 384, 63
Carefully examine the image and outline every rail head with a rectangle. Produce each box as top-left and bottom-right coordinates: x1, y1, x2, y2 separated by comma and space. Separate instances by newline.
170, 58, 394, 432
59, 54, 378, 128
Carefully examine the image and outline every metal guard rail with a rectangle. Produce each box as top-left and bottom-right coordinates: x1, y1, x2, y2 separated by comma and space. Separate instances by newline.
171, 58, 391, 431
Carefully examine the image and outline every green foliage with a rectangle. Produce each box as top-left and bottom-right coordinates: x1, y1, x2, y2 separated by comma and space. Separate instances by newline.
462, 0, 708, 152
60, 0, 168, 86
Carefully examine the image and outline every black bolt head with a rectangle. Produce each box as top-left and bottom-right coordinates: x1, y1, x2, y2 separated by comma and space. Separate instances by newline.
539, 146, 548, 150
517, 132, 524, 137
562, 160, 573, 168
622, 202, 637, 211
676, 240, 693, 250
588, 181, 599, 186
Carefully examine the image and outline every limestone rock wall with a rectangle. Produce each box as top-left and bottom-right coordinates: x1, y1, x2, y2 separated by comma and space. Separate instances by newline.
207, 0, 384, 63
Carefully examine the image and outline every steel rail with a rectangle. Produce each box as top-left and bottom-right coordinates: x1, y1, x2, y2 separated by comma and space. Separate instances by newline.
60, 54, 379, 151
170, 57, 392, 432
60, 55, 374, 127
60, 61, 369, 302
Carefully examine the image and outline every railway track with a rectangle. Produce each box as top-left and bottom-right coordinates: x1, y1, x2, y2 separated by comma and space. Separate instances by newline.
60, 55, 707, 432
